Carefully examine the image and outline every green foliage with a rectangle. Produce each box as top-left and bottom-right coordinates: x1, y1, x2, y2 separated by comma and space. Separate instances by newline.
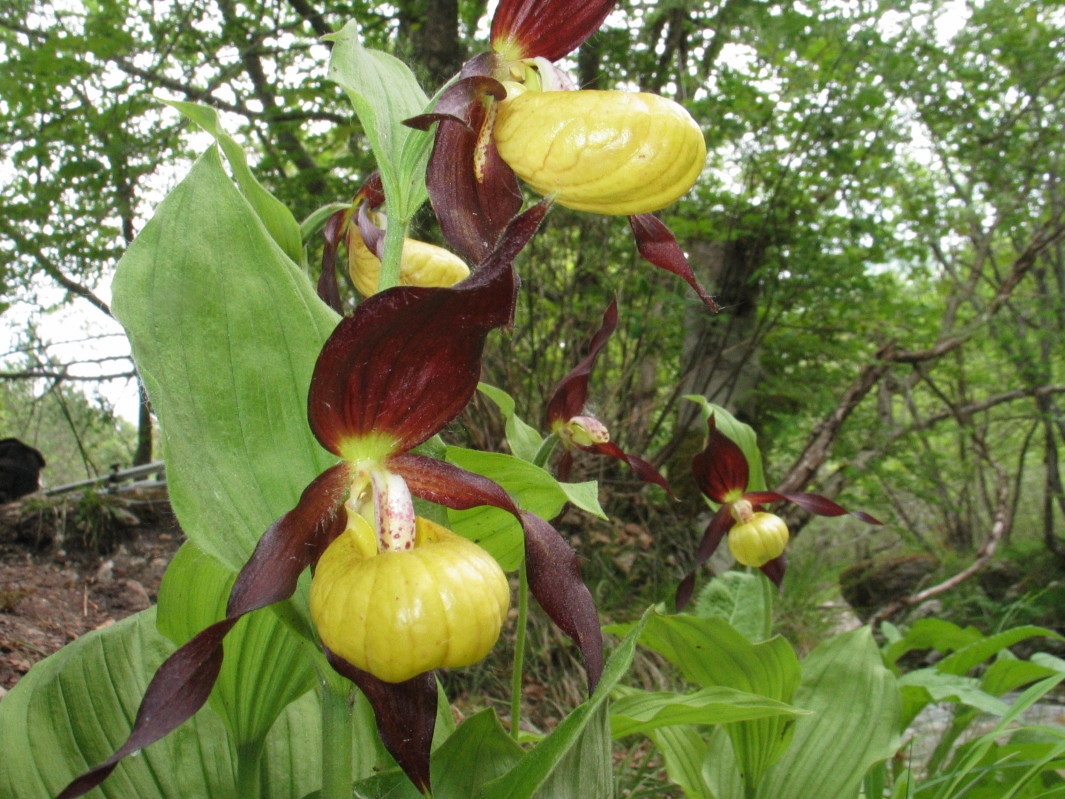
0, 609, 326, 799
111, 146, 339, 574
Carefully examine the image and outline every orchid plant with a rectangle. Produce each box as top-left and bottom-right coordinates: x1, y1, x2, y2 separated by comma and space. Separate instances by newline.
0, 2, 917, 798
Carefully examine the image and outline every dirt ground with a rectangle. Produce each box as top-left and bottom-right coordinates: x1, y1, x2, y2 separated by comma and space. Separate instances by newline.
0, 488, 184, 695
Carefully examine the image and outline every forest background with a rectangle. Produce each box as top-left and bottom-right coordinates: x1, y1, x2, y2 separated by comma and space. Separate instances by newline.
1, 0, 1063, 637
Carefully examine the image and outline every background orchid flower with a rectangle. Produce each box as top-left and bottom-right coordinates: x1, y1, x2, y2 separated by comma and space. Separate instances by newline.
676, 415, 881, 611
404, 0, 718, 310
59, 204, 602, 798
545, 299, 673, 495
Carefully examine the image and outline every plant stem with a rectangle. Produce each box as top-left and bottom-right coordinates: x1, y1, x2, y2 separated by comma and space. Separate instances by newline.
532, 433, 559, 469
319, 670, 355, 799
233, 741, 263, 798
509, 559, 530, 740
377, 217, 408, 292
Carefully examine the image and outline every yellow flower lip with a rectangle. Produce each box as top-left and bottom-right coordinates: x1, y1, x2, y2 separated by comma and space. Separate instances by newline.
310, 516, 510, 683
493, 88, 706, 215
727, 512, 789, 568
347, 221, 469, 297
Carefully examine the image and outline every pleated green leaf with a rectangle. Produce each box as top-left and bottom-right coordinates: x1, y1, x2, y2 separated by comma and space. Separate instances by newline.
326, 20, 430, 221
111, 146, 340, 576
164, 100, 305, 266
610, 685, 808, 739
0, 609, 322, 799
432, 710, 524, 797
692, 570, 774, 643
649, 725, 714, 799
753, 627, 901, 799
623, 613, 802, 791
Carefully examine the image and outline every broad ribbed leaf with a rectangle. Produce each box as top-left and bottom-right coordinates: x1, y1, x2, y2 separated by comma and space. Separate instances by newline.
882, 618, 985, 666
111, 147, 339, 573
898, 669, 1009, 729
326, 21, 430, 220
477, 381, 545, 462
692, 570, 774, 643
433, 710, 523, 797
610, 685, 807, 739
649, 725, 714, 799
752, 627, 901, 799
936, 625, 1062, 676
165, 100, 304, 266
625, 613, 801, 791
490, 0, 616, 61
0, 610, 322, 799
56, 464, 350, 798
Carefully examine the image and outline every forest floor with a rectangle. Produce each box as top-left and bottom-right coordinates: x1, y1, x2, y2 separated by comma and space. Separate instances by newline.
0, 488, 182, 695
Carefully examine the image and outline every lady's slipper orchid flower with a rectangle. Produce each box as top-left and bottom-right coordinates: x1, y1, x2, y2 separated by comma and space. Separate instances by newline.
317, 173, 470, 307
59, 205, 602, 799
404, 0, 718, 310
676, 415, 881, 610
545, 299, 672, 494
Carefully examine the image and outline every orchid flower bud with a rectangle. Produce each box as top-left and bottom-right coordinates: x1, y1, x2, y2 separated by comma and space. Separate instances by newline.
493, 85, 706, 215
311, 516, 510, 683
563, 415, 610, 448
727, 512, 790, 568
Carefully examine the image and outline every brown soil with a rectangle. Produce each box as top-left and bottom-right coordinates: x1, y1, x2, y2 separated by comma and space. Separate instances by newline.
0, 488, 184, 696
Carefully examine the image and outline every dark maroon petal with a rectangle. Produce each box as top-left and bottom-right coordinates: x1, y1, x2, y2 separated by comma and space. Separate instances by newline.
391, 452, 521, 513
316, 208, 347, 315
674, 506, 731, 611
57, 463, 352, 799
355, 171, 386, 209
590, 441, 675, 497
491, 0, 616, 61
629, 214, 719, 310
426, 101, 523, 264
520, 510, 603, 691
404, 75, 507, 131
691, 415, 749, 503
324, 648, 437, 793
544, 299, 618, 424
759, 553, 787, 587
355, 200, 385, 259
391, 452, 602, 692
308, 204, 547, 455
743, 491, 882, 525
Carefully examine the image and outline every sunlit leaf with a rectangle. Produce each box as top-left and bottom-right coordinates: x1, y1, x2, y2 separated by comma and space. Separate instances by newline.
111, 147, 339, 575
